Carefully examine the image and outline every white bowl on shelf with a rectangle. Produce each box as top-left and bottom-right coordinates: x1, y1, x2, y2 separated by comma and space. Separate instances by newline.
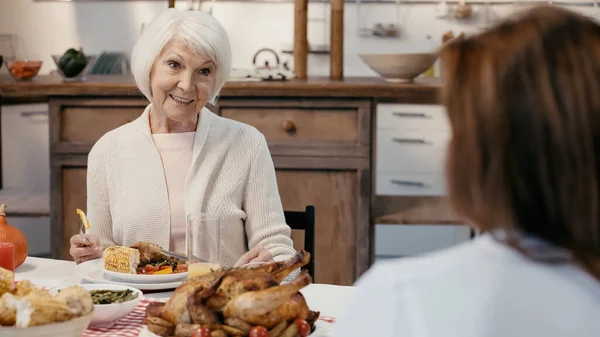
359, 52, 439, 83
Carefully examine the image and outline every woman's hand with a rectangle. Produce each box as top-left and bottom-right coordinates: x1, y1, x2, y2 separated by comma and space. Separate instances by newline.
69, 234, 101, 264
234, 246, 274, 267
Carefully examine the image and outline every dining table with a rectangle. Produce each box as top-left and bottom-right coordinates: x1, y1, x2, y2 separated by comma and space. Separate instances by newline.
12, 256, 357, 337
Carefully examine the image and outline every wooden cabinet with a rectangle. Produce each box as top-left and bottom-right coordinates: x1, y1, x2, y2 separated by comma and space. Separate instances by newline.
49, 96, 372, 286
277, 169, 370, 285
50, 98, 148, 154
216, 98, 372, 285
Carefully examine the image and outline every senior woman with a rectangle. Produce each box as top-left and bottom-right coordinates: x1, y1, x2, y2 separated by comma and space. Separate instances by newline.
68, 9, 296, 268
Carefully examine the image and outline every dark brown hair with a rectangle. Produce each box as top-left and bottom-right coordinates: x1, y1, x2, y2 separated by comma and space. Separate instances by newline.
440, 5, 600, 275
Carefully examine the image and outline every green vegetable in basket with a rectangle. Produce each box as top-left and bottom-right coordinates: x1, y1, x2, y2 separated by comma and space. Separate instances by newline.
58, 47, 88, 78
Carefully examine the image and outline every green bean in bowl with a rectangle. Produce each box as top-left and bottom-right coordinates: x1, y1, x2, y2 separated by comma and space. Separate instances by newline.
90, 289, 139, 305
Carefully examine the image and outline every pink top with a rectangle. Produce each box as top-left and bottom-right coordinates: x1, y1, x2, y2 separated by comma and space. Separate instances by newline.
151, 132, 195, 253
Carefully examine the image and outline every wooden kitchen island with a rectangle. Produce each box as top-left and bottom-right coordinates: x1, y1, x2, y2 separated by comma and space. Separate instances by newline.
0, 74, 459, 286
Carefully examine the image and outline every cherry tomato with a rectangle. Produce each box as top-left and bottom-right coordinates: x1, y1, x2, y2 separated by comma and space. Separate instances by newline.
249, 326, 269, 337
144, 264, 159, 274
295, 319, 311, 337
176, 264, 188, 273
191, 326, 211, 337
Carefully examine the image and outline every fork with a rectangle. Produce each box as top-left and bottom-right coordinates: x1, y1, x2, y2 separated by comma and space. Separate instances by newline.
77, 209, 92, 247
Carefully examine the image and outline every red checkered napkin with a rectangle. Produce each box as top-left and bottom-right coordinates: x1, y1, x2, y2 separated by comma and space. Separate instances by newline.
82, 298, 159, 337
319, 316, 336, 323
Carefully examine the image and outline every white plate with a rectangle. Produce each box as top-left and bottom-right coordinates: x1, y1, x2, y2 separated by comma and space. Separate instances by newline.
75, 259, 184, 291
103, 266, 187, 283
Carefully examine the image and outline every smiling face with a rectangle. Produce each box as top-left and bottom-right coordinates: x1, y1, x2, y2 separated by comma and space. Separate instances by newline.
149, 38, 216, 127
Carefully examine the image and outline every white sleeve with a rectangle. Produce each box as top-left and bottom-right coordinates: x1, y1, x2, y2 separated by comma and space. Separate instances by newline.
86, 136, 117, 250
243, 134, 296, 260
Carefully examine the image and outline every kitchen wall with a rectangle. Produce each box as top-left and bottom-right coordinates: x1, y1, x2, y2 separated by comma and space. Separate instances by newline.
1, 0, 598, 77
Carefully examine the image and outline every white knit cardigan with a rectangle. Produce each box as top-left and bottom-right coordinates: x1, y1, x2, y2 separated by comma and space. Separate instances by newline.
86, 104, 296, 267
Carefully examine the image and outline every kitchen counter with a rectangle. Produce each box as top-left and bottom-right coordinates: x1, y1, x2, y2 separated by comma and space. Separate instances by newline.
0, 74, 441, 102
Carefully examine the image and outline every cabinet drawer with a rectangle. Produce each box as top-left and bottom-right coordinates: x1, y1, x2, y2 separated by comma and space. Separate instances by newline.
375, 224, 470, 257
376, 129, 450, 173
222, 107, 358, 143
376, 173, 446, 196
377, 103, 449, 131
50, 98, 148, 153
218, 99, 371, 157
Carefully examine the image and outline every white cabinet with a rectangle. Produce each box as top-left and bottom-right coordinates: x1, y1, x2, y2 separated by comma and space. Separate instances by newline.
1, 103, 50, 256
2, 104, 50, 191
374, 103, 469, 260
375, 103, 451, 196
374, 224, 471, 260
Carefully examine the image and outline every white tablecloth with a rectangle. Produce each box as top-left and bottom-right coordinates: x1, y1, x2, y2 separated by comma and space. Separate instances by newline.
14, 256, 355, 334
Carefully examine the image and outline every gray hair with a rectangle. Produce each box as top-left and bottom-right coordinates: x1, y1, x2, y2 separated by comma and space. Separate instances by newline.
131, 9, 231, 105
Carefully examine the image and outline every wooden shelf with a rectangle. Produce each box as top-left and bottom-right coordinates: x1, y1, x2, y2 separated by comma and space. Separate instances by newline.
0, 188, 50, 217
373, 195, 461, 225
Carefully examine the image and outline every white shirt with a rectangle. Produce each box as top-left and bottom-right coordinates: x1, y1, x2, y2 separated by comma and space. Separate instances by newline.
333, 234, 600, 337
151, 131, 195, 253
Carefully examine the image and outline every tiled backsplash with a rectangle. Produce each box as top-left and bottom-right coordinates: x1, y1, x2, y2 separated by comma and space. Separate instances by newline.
1, 0, 598, 77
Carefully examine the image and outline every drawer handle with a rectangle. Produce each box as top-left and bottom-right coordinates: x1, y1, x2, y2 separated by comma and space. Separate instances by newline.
20, 111, 47, 117
281, 120, 296, 133
391, 180, 429, 188
392, 112, 431, 119
392, 138, 431, 145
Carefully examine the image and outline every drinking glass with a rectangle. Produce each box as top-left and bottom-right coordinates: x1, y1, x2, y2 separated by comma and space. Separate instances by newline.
186, 213, 221, 279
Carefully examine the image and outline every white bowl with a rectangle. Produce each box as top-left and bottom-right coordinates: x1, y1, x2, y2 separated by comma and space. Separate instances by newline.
359, 52, 439, 83
0, 313, 92, 337
53, 283, 142, 328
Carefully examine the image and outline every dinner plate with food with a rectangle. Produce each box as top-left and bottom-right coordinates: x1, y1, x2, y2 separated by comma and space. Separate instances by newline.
101, 242, 188, 283
75, 241, 188, 290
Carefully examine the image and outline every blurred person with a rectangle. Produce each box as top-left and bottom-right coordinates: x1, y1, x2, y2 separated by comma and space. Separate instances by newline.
333, 5, 600, 337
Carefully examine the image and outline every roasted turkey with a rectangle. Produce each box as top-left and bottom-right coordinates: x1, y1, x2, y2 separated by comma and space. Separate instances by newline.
144, 250, 320, 337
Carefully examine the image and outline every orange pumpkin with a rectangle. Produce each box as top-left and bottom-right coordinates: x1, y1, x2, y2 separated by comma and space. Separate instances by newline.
0, 204, 28, 267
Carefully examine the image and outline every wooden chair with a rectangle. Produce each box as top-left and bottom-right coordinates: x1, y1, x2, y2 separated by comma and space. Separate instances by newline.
284, 205, 315, 279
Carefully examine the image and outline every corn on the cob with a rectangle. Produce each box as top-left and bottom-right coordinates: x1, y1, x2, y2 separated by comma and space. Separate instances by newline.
16, 293, 73, 327
0, 267, 13, 296
54, 285, 94, 317
103, 246, 140, 274
0, 293, 17, 326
